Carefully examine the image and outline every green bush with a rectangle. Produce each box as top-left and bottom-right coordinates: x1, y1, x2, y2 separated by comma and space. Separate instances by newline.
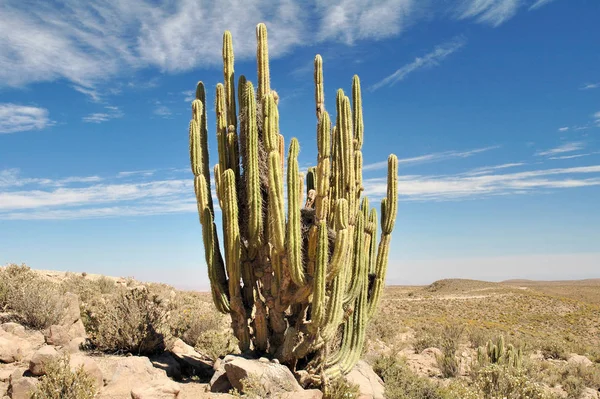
30, 355, 97, 399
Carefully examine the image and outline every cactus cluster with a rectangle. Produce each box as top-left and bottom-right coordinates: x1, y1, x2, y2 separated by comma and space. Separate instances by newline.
477, 336, 523, 369
189, 23, 398, 385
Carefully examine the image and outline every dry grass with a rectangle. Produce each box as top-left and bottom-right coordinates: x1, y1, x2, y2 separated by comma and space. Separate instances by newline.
30, 354, 98, 399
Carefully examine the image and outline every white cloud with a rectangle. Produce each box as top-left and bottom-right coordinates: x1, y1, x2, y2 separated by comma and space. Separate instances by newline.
153, 103, 172, 117
558, 126, 569, 132
1, 0, 548, 90
371, 36, 466, 90
316, 0, 415, 44
549, 153, 592, 160
536, 142, 585, 157
529, 0, 557, 10
363, 146, 498, 171
117, 170, 155, 178
457, 0, 522, 27
580, 82, 599, 90
0, 103, 54, 134
183, 90, 195, 102
82, 106, 123, 123
363, 164, 600, 201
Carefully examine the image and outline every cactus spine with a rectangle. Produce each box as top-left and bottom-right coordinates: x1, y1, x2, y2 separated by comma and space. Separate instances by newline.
188, 23, 399, 387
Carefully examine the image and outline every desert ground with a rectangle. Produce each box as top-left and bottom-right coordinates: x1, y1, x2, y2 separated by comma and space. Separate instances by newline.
1, 264, 598, 398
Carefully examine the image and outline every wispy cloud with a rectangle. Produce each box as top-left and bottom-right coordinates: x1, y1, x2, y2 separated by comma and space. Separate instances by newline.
363, 146, 499, 171
364, 164, 600, 202
316, 0, 415, 44
457, 0, 522, 27
117, 170, 156, 178
536, 142, 585, 157
464, 162, 526, 176
183, 90, 195, 102
529, 0, 557, 10
82, 106, 123, 124
153, 102, 172, 118
549, 153, 595, 160
580, 82, 599, 90
558, 126, 569, 132
0, 103, 54, 134
72, 85, 103, 103
371, 36, 466, 90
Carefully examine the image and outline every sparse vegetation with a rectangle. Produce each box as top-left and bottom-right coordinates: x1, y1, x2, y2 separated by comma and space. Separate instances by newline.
83, 286, 168, 355
30, 354, 98, 399
0, 263, 65, 329
323, 378, 361, 399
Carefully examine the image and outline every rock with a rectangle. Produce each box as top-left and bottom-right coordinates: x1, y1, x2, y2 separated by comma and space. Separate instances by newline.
421, 347, 443, 358
0, 369, 12, 382
29, 345, 60, 376
65, 336, 87, 353
151, 352, 182, 380
0, 323, 25, 338
567, 354, 593, 367
345, 360, 385, 399
100, 356, 174, 399
223, 355, 302, 396
0, 380, 7, 397
61, 293, 82, 326
130, 379, 181, 399
70, 354, 104, 389
8, 377, 38, 399
0, 336, 24, 363
209, 366, 232, 393
169, 339, 213, 378
581, 387, 599, 399
45, 319, 86, 347
278, 390, 323, 399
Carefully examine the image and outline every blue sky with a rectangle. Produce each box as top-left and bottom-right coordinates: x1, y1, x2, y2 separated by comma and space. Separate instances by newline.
1, 0, 599, 289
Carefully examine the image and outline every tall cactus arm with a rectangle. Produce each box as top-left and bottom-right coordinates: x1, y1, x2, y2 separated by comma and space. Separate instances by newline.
315, 111, 332, 222
315, 54, 324, 120
256, 23, 270, 102
287, 138, 305, 286
311, 220, 329, 328
243, 81, 263, 248
367, 155, 398, 319
223, 31, 237, 131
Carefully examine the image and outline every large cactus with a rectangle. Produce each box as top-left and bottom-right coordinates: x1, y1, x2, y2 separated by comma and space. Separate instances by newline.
189, 23, 398, 386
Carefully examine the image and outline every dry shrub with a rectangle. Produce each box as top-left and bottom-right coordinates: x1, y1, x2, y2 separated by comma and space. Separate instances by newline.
84, 286, 168, 355
436, 324, 464, 378
474, 364, 553, 399
60, 274, 116, 303
168, 291, 236, 359
30, 354, 97, 399
372, 354, 447, 399
0, 264, 64, 329
323, 378, 360, 399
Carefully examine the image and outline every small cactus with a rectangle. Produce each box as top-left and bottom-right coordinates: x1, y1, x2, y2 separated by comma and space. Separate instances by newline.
478, 336, 523, 369
188, 23, 398, 386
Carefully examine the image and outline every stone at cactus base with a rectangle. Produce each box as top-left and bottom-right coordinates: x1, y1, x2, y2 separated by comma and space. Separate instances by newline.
219, 355, 303, 395
345, 360, 385, 399
168, 338, 213, 378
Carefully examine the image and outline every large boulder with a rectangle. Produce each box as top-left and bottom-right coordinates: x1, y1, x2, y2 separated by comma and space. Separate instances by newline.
0, 333, 30, 364
29, 345, 60, 376
100, 356, 180, 399
567, 354, 593, 367
169, 338, 213, 378
0, 323, 26, 338
70, 354, 104, 389
345, 360, 385, 399
8, 369, 38, 399
222, 355, 303, 396
130, 379, 181, 399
